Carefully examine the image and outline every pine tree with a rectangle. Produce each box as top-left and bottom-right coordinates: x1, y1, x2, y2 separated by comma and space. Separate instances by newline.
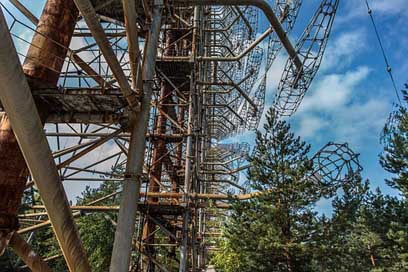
380, 83, 408, 196
312, 175, 372, 272
313, 185, 408, 272
212, 109, 321, 272
358, 190, 408, 271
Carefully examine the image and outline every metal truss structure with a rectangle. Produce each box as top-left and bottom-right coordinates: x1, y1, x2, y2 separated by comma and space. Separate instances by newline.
0, 0, 357, 271
310, 142, 363, 192
273, 0, 340, 116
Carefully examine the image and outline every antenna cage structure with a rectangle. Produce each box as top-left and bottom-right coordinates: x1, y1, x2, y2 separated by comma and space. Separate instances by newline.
310, 142, 363, 188
273, 0, 340, 117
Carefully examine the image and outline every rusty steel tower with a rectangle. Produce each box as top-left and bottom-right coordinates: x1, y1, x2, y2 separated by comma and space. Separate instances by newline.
0, 0, 361, 271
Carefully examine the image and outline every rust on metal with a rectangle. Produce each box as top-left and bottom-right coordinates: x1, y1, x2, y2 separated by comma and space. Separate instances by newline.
0, 0, 80, 255
23, 0, 79, 87
9, 232, 52, 272
141, 25, 180, 270
0, 115, 27, 231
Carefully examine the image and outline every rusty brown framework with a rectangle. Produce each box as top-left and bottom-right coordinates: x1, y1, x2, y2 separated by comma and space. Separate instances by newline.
0, 0, 347, 271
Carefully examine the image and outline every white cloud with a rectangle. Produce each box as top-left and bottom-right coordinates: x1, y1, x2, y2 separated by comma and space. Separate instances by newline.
332, 98, 390, 144
297, 115, 329, 138
298, 66, 371, 113
340, 0, 408, 22
292, 66, 392, 148
368, 0, 408, 16
321, 29, 367, 72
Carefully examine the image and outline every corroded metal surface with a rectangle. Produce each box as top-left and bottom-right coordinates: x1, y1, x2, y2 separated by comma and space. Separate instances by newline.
0, 115, 27, 231
9, 233, 52, 272
0, 0, 343, 270
33, 88, 127, 113
23, 0, 79, 86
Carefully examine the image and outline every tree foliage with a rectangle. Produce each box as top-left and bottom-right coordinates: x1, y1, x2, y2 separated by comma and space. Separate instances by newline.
212, 107, 408, 272
380, 84, 408, 195
212, 109, 321, 272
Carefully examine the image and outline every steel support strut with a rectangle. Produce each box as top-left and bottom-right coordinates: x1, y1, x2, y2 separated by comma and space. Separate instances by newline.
9, 233, 52, 272
0, 0, 79, 245
0, 8, 91, 272
109, 5, 163, 272
179, 91, 194, 272
141, 17, 180, 271
73, 0, 140, 110
179, 6, 200, 270
174, 0, 302, 71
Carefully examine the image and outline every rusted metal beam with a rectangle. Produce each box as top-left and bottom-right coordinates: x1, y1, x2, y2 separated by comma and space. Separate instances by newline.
142, 18, 179, 271
0, 114, 27, 236
9, 232, 52, 272
18, 212, 81, 234
73, 0, 140, 110
0, 8, 91, 271
23, 0, 79, 86
30, 201, 232, 211
18, 190, 117, 234
109, 5, 163, 271
19, 254, 64, 270
9, 0, 110, 89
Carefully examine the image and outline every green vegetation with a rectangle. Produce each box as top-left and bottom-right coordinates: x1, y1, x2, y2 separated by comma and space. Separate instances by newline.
1, 87, 408, 271
0, 181, 120, 271
380, 84, 408, 196
212, 101, 408, 271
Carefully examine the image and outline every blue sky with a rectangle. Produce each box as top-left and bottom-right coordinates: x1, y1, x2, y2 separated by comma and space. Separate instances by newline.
228, 0, 408, 202
298, 0, 407, 196
1, 0, 408, 208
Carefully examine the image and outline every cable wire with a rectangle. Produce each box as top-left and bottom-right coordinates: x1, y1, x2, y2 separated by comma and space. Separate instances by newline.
364, 0, 402, 105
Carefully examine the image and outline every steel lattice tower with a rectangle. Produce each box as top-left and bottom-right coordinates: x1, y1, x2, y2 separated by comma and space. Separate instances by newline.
0, 0, 357, 271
